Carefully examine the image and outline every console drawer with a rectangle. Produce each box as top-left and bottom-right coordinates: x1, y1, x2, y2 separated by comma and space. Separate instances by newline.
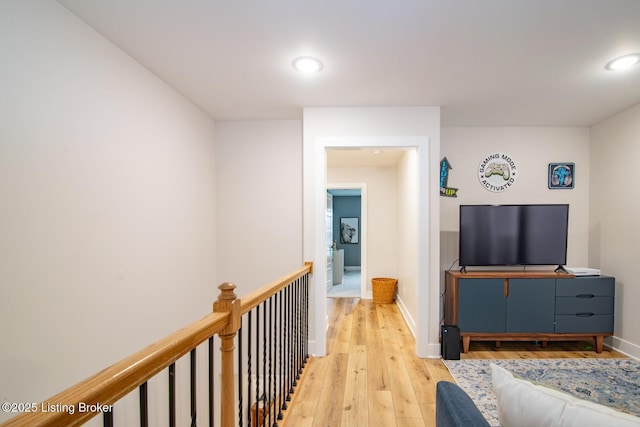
555, 296, 613, 315
556, 276, 614, 297
555, 314, 613, 333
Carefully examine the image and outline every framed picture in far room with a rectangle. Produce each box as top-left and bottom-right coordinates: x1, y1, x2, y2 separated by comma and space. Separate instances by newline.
340, 217, 359, 244
548, 162, 575, 189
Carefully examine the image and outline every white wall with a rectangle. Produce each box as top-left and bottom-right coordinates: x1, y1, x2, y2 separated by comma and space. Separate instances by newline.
303, 106, 441, 357
214, 120, 303, 293
440, 127, 591, 277
590, 103, 640, 358
0, 1, 217, 422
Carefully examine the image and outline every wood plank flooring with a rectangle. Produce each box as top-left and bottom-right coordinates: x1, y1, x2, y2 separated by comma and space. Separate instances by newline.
283, 297, 626, 427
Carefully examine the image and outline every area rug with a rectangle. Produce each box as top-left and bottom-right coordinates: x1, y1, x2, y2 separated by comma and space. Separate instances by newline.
443, 358, 640, 426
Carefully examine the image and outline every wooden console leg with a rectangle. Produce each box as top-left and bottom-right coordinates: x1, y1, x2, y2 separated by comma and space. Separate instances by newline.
595, 336, 604, 353
495, 341, 501, 348
462, 336, 471, 353
542, 341, 548, 348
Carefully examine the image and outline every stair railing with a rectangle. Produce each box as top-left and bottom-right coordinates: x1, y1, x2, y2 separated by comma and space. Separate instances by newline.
1, 262, 312, 427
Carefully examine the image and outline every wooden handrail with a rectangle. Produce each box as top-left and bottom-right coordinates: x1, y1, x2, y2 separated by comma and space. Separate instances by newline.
3, 311, 229, 427
2, 262, 313, 427
240, 262, 313, 315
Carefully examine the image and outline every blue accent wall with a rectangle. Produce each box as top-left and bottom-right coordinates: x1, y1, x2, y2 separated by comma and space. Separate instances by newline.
333, 196, 361, 267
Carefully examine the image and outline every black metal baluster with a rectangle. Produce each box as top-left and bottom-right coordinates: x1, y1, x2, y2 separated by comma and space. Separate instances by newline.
298, 277, 303, 376
293, 279, 299, 386
255, 305, 261, 427
169, 363, 176, 427
304, 273, 309, 364
209, 337, 214, 427
287, 283, 294, 399
103, 407, 113, 427
302, 276, 307, 366
299, 278, 303, 378
268, 297, 274, 427
247, 311, 253, 427
293, 278, 298, 384
293, 282, 298, 394
139, 381, 148, 427
190, 349, 197, 427
238, 324, 243, 427
264, 298, 273, 426
262, 300, 267, 427
300, 277, 305, 367
283, 286, 290, 407
277, 289, 284, 420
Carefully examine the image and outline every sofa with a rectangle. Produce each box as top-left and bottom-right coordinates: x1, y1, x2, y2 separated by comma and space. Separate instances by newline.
435, 381, 489, 427
436, 365, 640, 427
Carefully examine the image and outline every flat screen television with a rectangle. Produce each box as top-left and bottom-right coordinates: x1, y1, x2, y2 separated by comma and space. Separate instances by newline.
459, 204, 569, 267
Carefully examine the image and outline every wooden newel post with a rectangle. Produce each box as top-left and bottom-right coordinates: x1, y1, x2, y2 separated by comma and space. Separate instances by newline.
213, 282, 241, 427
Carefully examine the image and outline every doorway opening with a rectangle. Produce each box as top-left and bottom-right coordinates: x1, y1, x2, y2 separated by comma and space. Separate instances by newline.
305, 136, 434, 358
326, 185, 366, 298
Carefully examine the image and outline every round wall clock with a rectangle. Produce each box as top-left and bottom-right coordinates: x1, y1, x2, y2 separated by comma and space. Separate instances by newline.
477, 153, 517, 192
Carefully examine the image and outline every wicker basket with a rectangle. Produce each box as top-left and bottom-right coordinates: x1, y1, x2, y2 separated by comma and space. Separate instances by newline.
372, 277, 397, 304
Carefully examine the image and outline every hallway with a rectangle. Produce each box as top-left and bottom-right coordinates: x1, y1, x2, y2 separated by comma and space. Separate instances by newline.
284, 298, 453, 426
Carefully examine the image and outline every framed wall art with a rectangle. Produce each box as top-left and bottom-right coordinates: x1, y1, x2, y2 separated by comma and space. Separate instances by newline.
477, 152, 517, 193
340, 217, 359, 244
548, 163, 575, 189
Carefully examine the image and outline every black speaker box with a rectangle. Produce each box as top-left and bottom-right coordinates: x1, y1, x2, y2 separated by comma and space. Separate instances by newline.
441, 325, 460, 360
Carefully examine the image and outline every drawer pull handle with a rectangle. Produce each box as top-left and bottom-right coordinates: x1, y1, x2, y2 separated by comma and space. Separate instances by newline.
576, 312, 594, 317
576, 294, 595, 299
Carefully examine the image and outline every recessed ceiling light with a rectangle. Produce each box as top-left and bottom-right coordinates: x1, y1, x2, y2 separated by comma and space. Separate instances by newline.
292, 56, 323, 73
372, 150, 381, 155
605, 53, 640, 71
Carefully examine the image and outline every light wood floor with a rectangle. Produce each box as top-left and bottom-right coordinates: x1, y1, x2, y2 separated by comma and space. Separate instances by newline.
283, 297, 625, 427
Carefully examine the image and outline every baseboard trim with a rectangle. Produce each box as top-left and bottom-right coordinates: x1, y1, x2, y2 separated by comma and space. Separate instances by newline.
607, 336, 640, 361
395, 296, 416, 338
394, 296, 441, 358
308, 339, 318, 357
424, 343, 443, 359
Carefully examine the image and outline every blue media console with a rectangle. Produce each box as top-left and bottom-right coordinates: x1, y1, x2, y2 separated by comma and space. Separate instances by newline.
444, 271, 615, 353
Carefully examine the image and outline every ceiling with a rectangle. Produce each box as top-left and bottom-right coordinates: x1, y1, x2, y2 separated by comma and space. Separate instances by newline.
58, 0, 640, 127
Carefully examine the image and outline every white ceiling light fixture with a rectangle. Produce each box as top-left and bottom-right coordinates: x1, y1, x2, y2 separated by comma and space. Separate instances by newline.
292, 56, 323, 73
605, 53, 640, 71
